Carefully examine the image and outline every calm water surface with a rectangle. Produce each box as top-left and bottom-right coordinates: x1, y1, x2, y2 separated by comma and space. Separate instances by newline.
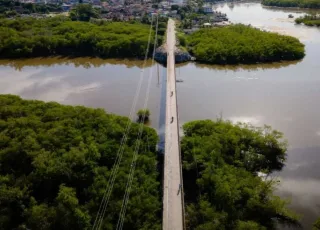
1, 3, 320, 228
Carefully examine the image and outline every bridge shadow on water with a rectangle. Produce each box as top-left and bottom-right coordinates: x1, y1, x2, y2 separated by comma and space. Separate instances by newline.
157, 63, 167, 154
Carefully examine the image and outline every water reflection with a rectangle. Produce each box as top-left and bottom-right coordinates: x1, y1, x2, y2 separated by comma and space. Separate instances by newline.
193, 60, 301, 71
0, 58, 163, 130
274, 147, 320, 229
0, 57, 155, 71
0, 68, 102, 102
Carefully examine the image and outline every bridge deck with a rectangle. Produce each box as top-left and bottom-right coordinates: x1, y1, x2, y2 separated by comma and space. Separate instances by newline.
162, 19, 184, 230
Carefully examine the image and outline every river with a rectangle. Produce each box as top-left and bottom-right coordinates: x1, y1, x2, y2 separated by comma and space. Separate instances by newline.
1, 2, 320, 229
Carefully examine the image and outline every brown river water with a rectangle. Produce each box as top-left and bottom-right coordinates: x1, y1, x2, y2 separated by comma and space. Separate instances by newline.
0, 2, 320, 228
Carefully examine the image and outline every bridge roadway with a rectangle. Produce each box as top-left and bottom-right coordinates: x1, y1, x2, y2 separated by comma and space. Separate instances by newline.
162, 18, 185, 230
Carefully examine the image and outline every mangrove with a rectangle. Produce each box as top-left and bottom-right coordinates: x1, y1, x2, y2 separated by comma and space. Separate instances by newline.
262, 0, 320, 9
182, 119, 301, 229
295, 14, 320, 26
0, 0, 62, 16
186, 24, 305, 64
0, 95, 161, 230
0, 17, 160, 59
0, 95, 304, 229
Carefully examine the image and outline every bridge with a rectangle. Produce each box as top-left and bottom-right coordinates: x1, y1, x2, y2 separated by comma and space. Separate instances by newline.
92, 17, 185, 230
162, 19, 185, 230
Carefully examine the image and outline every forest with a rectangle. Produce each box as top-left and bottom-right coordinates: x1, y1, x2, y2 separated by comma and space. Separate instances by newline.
0, 16, 161, 58
181, 120, 301, 229
186, 24, 305, 64
0, 0, 62, 16
262, 0, 320, 8
0, 95, 161, 230
0, 94, 308, 229
295, 14, 320, 26
314, 217, 320, 229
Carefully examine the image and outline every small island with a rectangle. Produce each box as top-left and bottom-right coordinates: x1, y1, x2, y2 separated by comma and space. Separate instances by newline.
186, 24, 305, 64
295, 14, 320, 26
182, 120, 300, 229
262, 0, 320, 9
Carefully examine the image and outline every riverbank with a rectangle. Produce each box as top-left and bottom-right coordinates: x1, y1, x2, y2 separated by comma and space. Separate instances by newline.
296, 14, 320, 26
262, 0, 320, 9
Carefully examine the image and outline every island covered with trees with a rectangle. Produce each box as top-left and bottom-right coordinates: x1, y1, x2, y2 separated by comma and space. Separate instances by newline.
0, 94, 305, 229
181, 120, 300, 229
0, 16, 161, 59
186, 24, 305, 64
0, 95, 161, 230
262, 0, 320, 8
295, 14, 320, 26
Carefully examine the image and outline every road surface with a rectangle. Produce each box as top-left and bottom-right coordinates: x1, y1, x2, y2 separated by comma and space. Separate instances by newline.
162, 18, 184, 230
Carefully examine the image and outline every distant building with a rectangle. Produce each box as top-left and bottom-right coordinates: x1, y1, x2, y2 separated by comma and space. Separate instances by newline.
62, 3, 71, 11
47, 0, 63, 3
91, 0, 101, 5
202, 6, 213, 14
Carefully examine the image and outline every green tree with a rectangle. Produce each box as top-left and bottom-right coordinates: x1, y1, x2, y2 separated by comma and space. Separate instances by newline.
70, 4, 99, 21
0, 0, 62, 15
314, 217, 320, 230
295, 14, 320, 26
0, 17, 156, 58
262, 0, 320, 8
0, 95, 161, 230
55, 185, 91, 229
187, 24, 305, 64
182, 120, 300, 229
137, 109, 150, 122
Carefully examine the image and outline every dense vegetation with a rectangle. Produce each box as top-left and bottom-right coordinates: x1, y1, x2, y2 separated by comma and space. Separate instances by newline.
314, 217, 320, 229
187, 24, 305, 64
0, 95, 161, 230
70, 4, 100, 22
0, 17, 160, 58
137, 109, 151, 122
295, 14, 320, 26
262, 0, 320, 8
181, 120, 300, 229
0, 0, 62, 16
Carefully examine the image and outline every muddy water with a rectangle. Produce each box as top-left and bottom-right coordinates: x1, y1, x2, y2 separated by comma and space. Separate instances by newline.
0, 57, 161, 122
0, 3, 320, 228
